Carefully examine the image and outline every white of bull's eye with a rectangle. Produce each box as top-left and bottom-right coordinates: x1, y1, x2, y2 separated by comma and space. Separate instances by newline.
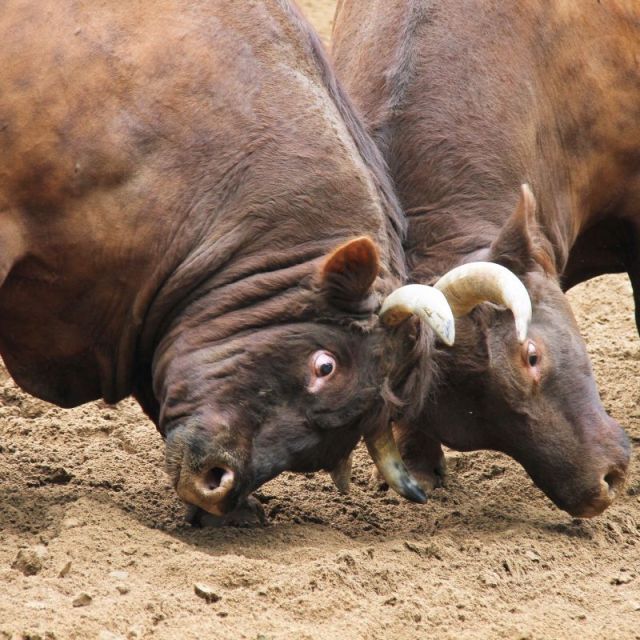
313, 351, 336, 378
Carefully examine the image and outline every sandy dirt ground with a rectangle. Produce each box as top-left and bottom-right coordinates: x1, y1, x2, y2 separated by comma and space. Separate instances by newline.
1, 2, 639, 639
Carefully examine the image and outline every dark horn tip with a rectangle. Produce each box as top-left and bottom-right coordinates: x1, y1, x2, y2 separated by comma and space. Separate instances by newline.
402, 481, 428, 504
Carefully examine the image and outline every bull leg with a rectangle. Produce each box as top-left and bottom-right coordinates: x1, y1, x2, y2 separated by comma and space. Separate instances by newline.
371, 421, 446, 493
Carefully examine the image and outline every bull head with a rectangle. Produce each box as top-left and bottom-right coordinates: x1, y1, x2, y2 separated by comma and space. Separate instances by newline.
387, 185, 629, 517
353, 250, 533, 500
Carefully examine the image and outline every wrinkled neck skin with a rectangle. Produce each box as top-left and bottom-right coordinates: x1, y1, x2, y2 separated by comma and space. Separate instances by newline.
148, 247, 394, 501
132, 226, 336, 423
147, 236, 337, 424
405, 196, 559, 285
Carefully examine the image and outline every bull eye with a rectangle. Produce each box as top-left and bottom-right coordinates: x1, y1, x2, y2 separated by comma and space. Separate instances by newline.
319, 361, 334, 376
526, 341, 539, 368
313, 351, 336, 378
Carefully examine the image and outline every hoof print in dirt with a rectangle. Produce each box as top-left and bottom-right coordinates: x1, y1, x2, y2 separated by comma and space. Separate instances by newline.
194, 583, 221, 603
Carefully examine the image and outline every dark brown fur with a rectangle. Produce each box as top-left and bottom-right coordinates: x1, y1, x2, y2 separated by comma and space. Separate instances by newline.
0, 0, 422, 513
333, 0, 634, 516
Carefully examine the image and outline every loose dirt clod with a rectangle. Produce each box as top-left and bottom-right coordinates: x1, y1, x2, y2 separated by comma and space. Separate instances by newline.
98, 632, 125, 640
12, 546, 48, 576
61, 517, 82, 529
194, 584, 221, 604
72, 593, 92, 608
109, 570, 129, 580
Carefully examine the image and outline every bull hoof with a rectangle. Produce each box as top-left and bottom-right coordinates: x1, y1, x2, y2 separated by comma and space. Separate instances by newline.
186, 495, 266, 528
369, 458, 447, 494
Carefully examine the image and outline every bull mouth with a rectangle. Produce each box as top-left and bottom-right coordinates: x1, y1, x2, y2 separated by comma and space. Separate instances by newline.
554, 471, 626, 519
566, 498, 613, 519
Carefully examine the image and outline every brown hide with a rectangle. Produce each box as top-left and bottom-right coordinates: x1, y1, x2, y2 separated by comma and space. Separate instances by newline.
333, 0, 635, 517
0, 0, 414, 515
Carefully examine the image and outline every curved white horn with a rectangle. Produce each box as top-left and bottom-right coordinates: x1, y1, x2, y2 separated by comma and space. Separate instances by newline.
379, 284, 455, 346
434, 262, 532, 343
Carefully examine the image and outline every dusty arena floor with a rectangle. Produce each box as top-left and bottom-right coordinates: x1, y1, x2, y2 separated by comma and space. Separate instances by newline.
1, 2, 639, 638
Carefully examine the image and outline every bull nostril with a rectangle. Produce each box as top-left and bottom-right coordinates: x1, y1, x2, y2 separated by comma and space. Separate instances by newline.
196, 466, 235, 498
204, 467, 227, 491
603, 469, 625, 498
175, 461, 236, 516
570, 465, 627, 518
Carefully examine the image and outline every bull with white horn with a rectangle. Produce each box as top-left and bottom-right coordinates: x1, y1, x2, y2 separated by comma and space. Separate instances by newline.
335, 0, 630, 519
330, 257, 532, 499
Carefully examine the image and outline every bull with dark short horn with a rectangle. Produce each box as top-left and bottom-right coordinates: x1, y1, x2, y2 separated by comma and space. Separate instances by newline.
0, 0, 462, 522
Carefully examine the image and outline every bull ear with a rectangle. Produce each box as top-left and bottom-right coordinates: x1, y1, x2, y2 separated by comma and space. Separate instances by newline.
320, 236, 380, 308
489, 184, 556, 276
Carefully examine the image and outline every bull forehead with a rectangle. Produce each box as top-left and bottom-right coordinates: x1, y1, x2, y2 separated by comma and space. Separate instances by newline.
161, 321, 380, 382
526, 274, 581, 332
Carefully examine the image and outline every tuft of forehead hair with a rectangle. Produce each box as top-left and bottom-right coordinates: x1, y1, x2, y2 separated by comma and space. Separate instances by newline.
381, 315, 438, 423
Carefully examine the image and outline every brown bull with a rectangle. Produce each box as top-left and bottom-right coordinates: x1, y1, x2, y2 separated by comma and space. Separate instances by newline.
333, 0, 633, 517
0, 0, 474, 518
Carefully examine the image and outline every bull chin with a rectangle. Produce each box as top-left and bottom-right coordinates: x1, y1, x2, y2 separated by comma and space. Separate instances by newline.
523, 466, 621, 519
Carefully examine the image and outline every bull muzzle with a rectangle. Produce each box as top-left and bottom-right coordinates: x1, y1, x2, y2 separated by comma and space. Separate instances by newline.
572, 465, 627, 518
176, 464, 237, 516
